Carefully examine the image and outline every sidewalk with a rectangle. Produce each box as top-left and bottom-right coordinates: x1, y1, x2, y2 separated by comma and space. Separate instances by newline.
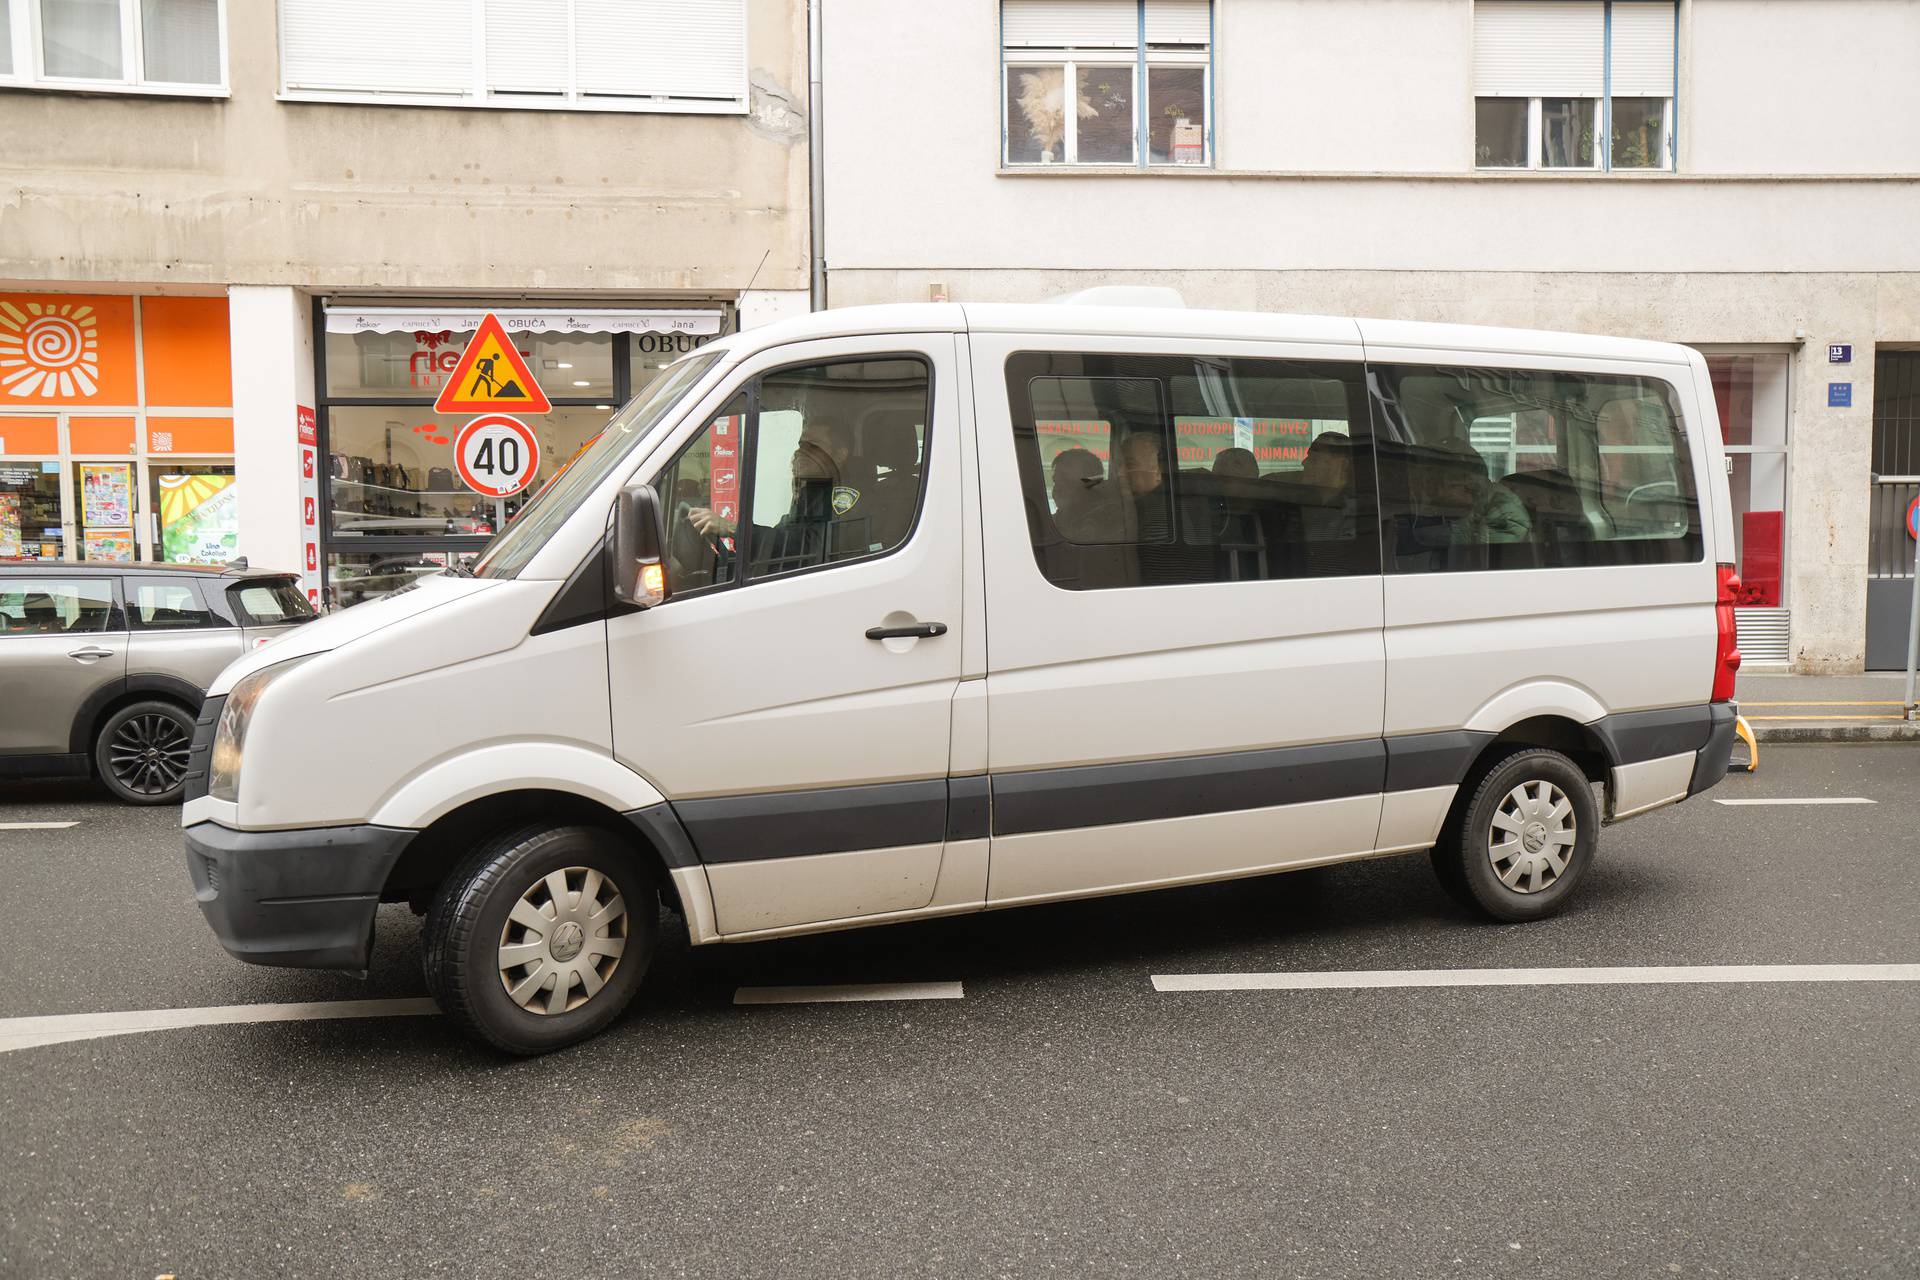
1736, 670, 1920, 743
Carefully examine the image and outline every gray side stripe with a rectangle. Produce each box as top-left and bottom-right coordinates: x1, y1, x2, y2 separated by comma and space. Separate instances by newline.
989, 738, 1386, 838
675, 779, 948, 864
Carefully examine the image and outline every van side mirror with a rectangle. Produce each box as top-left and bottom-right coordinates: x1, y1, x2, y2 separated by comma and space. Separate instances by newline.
612, 484, 670, 609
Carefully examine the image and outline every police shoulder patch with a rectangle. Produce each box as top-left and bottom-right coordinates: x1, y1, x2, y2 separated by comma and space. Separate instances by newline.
831, 485, 860, 516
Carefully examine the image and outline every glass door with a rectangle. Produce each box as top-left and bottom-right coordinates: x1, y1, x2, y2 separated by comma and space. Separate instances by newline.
149, 460, 239, 565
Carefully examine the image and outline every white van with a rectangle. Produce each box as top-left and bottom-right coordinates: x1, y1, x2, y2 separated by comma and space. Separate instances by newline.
184, 301, 1742, 1053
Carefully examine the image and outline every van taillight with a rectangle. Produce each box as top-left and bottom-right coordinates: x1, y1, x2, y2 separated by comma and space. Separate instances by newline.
1713, 564, 1741, 702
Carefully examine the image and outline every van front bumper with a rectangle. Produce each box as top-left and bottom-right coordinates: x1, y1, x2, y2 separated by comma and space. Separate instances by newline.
184, 821, 415, 972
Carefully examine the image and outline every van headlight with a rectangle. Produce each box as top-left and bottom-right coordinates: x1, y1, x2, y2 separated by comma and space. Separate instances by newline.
210, 656, 314, 803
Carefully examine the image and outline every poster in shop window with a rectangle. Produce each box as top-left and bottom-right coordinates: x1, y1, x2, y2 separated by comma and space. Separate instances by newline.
0, 494, 20, 558
82, 528, 134, 562
159, 473, 239, 565
80, 463, 132, 527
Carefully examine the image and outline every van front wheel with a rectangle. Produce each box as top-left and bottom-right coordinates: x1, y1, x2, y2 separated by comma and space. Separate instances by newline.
1431, 748, 1597, 923
423, 824, 658, 1054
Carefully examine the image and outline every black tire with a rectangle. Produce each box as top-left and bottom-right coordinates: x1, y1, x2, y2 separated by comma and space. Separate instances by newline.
1430, 748, 1598, 923
423, 824, 658, 1055
94, 699, 195, 806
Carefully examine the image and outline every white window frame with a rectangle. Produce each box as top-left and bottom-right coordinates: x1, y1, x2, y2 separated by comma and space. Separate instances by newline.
1001, 1, 1213, 170
0, 0, 229, 97
275, 0, 748, 116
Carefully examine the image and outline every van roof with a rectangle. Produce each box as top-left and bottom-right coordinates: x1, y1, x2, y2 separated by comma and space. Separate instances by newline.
715, 302, 1696, 367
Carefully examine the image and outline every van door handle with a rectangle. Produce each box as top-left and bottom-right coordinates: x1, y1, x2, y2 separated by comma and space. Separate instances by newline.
68, 647, 115, 661
864, 622, 948, 641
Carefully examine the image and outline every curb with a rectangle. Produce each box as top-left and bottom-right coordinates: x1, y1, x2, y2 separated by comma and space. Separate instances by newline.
1750, 723, 1920, 744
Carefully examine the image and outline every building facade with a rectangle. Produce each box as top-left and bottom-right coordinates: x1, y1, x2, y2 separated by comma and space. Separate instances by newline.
819, 0, 1920, 672
0, 0, 811, 606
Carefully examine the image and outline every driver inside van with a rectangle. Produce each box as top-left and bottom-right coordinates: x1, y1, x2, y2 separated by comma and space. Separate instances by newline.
687, 419, 891, 574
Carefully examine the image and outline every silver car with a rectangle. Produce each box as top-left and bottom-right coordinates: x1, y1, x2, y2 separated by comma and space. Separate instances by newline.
0, 562, 314, 805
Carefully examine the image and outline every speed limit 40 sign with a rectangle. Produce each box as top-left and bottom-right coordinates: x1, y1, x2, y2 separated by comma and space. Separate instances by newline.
454, 414, 541, 498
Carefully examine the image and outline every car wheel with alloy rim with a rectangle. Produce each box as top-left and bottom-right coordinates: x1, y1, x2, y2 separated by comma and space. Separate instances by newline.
94, 699, 195, 805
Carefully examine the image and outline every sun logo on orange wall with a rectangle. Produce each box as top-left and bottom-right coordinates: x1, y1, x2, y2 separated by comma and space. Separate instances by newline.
0, 300, 102, 398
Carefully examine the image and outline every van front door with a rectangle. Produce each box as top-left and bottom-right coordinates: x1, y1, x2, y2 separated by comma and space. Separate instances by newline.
606, 338, 974, 936
970, 332, 1390, 906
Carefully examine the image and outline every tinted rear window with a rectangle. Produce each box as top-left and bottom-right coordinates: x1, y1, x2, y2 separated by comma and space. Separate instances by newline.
229, 579, 316, 626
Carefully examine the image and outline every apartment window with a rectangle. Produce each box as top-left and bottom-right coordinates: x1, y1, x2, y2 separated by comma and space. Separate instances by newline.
1002, 0, 1212, 168
0, 0, 224, 92
278, 0, 747, 114
1473, 1, 1675, 172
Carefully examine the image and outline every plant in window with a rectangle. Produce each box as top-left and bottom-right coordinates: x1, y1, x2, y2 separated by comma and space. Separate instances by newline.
1016, 71, 1098, 160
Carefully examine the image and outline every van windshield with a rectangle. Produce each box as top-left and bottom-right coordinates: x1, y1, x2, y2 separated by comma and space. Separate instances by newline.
473, 352, 723, 579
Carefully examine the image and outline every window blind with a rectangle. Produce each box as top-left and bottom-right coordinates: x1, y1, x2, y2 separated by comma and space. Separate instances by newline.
486, 0, 568, 94
282, 0, 472, 95
1609, 1, 1675, 97
141, 0, 221, 84
1473, 1, 1604, 98
574, 0, 745, 100
1145, 0, 1209, 46
1001, 0, 1139, 50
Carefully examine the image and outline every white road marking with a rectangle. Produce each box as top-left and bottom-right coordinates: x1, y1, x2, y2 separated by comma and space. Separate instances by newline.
734, 981, 964, 1006
1152, 964, 1920, 993
0, 997, 440, 1054
1713, 797, 1876, 806
0, 821, 79, 830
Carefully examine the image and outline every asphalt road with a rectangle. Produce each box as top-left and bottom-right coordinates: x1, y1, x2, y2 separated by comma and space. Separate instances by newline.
0, 748, 1915, 1279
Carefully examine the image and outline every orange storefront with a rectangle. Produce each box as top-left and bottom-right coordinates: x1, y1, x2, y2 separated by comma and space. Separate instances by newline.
0, 293, 236, 564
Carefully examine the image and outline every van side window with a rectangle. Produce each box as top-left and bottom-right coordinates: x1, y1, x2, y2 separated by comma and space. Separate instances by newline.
654, 357, 932, 595
1006, 352, 1378, 590
1371, 364, 1702, 573
659, 396, 748, 595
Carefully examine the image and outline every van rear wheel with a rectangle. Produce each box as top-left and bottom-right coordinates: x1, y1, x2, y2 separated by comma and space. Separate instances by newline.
1430, 748, 1597, 923
423, 824, 658, 1055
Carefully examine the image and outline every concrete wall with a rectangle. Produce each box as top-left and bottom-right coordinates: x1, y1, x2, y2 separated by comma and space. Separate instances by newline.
0, 0, 810, 294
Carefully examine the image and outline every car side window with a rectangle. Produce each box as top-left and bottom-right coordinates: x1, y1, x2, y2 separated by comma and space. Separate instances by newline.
0, 579, 116, 635
1006, 351, 1378, 590
1370, 363, 1702, 573
652, 356, 932, 596
130, 579, 219, 630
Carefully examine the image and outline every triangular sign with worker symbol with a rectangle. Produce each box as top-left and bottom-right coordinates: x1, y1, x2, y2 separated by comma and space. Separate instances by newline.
433, 312, 552, 414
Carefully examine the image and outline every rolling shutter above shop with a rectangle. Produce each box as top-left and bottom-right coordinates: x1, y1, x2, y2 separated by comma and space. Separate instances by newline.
282, 0, 473, 96
1473, 1, 1604, 98
1609, 1, 1677, 97
1145, 1, 1209, 47
1002, 0, 1139, 49
322, 307, 726, 337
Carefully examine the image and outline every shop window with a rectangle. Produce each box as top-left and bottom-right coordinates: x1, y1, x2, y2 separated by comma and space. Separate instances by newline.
1007, 352, 1377, 590
326, 406, 610, 539
1372, 364, 1701, 574
1706, 353, 1789, 608
0, 460, 66, 561
325, 329, 616, 400
5, 0, 224, 92
325, 549, 479, 611
1473, 1, 1675, 173
1002, 0, 1211, 169
279, 0, 745, 113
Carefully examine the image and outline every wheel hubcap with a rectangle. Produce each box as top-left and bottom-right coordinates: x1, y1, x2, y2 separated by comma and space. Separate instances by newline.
108, 713, 190, 796
1489, 780, 1576, 894
497, 866, 628, 1016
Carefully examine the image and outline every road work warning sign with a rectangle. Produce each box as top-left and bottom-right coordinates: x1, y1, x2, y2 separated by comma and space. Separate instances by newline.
433, 312, 553, 414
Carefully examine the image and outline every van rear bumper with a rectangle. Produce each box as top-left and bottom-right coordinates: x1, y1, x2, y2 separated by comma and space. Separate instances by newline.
184, 821, 414, 972
1687, 703, 1741, 797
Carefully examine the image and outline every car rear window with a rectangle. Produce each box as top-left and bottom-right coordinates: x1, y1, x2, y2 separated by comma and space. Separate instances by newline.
229, 579, 316, 627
